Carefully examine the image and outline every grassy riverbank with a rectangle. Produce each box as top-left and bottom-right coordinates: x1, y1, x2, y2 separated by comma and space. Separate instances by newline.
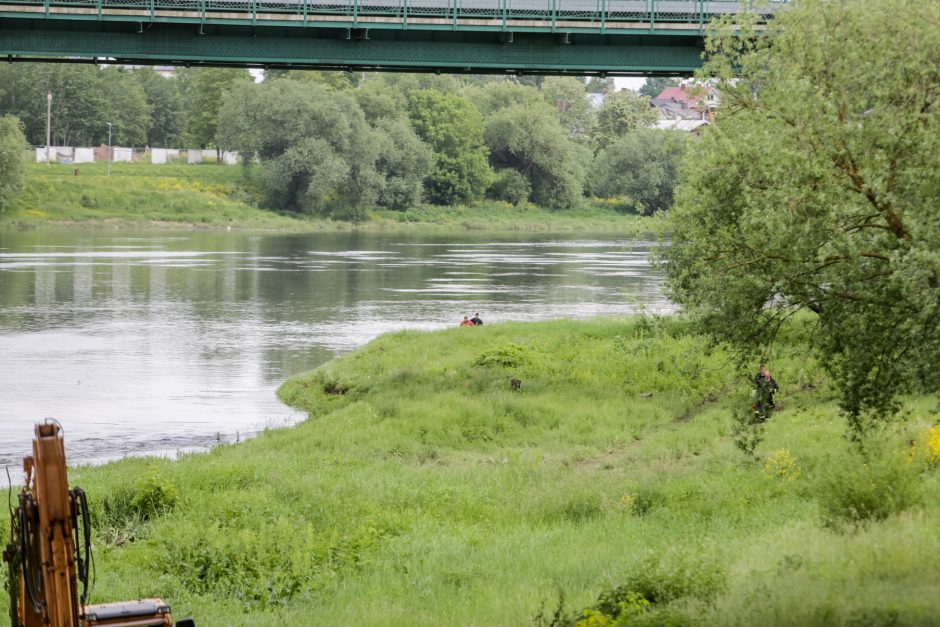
2, 318, 938, 625
1, 163, 662, 234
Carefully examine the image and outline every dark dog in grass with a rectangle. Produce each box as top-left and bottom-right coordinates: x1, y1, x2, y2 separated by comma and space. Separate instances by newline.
510, 378, 522, 392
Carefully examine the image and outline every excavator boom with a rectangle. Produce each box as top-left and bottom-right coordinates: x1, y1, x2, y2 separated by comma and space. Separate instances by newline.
3, 421, 193, 627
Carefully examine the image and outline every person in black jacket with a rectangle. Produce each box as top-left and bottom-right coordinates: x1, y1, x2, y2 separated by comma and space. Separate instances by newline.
753, 364, 779, 422
470, 312, 483, 326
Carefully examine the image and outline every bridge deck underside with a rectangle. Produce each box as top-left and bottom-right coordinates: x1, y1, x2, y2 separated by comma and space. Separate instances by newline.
0, 1, 775, 72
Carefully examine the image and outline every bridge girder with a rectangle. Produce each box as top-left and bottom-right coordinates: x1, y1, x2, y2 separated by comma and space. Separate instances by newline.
0, 17, 705, 74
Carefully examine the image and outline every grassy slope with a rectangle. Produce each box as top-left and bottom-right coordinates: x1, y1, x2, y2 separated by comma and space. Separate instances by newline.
3, 318, 938, 626
1, 163, 660, 234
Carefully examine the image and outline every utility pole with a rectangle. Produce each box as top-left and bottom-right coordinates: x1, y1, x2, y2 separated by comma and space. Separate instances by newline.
106, 122, 112, 177
46, 92, 52, 165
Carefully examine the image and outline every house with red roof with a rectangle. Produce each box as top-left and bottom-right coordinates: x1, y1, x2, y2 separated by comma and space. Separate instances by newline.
649, 83, 720, 121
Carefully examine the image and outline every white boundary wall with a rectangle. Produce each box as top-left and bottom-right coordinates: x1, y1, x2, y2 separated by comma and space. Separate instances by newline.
112, 147, 133, 163
73, 148, 95, 164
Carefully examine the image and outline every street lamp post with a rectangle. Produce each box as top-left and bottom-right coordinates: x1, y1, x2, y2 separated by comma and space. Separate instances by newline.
106, 122, 112, 177
45, 92, 52, 165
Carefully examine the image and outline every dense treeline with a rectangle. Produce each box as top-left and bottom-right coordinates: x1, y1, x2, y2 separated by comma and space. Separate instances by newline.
0, 65, 249, 148
0, 65, 687, 214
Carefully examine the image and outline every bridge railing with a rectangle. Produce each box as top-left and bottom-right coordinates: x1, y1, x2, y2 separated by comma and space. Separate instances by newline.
2, 0, 784, 27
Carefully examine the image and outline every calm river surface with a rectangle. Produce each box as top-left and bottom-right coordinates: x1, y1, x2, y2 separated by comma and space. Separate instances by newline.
0, 229, 670, 468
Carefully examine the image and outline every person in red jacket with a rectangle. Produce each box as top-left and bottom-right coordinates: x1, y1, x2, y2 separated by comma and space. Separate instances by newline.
460, 315, 475, 327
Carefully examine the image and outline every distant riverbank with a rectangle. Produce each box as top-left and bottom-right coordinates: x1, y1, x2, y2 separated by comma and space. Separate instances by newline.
2, 162, 666, 235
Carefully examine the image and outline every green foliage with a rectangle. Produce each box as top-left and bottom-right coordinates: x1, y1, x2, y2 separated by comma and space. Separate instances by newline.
276, 69, 361, 90
0, 64, 117, 146
217, 80, 381, 218
180, 67, 251, 148
96, 469, 179, 546
488, 169, 531, 206
540, 77, 593, 140
373, 119, 433, 211
3, 318, 940, 625
563, 550, 726, 626
592, 90, 659, 150
662, 0, 940, 436
593, 129, 687, 215
731, 397, 765, 457
408, 89, 493, 204
484, 103, 588, 209
98, 67, 152, 146
473, 343, 531, 368
354, 77, 408, 125
100, 471, 178, 525
158, 516, 390, 609
0, 114, 27, 213
638, 77, 682, 99
817, 449, 922, 530
3, 162, 657, 232
465, 79, 544, 117
584, 77, 614, 94
135, 68, 185, 147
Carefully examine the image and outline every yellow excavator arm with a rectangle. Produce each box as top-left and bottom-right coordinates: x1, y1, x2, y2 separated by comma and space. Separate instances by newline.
4, 421, 194, 627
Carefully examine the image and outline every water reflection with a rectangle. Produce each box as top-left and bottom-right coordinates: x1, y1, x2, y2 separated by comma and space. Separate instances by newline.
0, 230, 671, 467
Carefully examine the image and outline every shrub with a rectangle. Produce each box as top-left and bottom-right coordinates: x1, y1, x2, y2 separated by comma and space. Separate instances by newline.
570, 549, 726, 625
731, 400, 764, 458
488, 169, 531, 206
618, 551, 726, 605
817, 450, 921, 530
131, 473, 179, 520
100, 470, 178, 524
96, 469, 179, 545
473, 343, 530, 368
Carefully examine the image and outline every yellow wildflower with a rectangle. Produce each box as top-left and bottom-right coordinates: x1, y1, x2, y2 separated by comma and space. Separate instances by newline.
763, 449, 801, 481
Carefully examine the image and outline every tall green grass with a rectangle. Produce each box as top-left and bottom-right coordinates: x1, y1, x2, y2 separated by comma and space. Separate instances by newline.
1, 318, 937, 625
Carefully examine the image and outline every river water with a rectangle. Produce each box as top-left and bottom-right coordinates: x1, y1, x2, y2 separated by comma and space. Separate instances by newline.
0, 229, 670, 468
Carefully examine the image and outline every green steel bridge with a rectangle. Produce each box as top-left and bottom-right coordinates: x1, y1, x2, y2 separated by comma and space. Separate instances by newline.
0, 0, 781, 74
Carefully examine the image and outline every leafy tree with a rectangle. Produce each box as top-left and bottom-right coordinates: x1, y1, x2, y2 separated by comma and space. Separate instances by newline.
373, 119, 434, 210
592, 90, 659, 150
276, 69, 361, 90
593, 129, 687, 215
638, 77, 682, 99
487, 169, 530, 206
135, 68, 185, 147
584, 76, 614, 94
217, 80, 381, 218
661, 0, 940, 437
408, 90, 492, 205
540, 77, 593, 140
382, 73, 464, 95
354, 78, 408, 125
100, 68, 152, 146
0, 115, 27, 214
465, 80, 542, 117
484, 103, 588, 209
181, 68, 250, 149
